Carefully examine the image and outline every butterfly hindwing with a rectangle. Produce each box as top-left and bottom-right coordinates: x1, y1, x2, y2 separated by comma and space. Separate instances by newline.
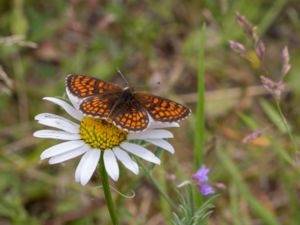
135, 93, 191, 122
110, 100, 149, 132
66, 74, 122, 98
79, 94, 119, 119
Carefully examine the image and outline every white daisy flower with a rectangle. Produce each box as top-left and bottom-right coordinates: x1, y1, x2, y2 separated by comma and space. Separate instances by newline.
34, 89, 179, 185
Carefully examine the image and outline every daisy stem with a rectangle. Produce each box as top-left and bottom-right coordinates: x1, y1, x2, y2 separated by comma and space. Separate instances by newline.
100, 155, 120, 225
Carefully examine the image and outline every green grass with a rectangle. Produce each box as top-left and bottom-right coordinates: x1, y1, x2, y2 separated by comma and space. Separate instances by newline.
194, 24, 206, 169
1, 1, 300, 224
217, 148, 281, 225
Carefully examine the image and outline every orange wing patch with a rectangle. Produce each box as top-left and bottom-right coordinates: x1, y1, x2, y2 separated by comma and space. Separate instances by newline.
136, 93, 191, 122
110, 102, 149, 132
66, 74, 122, 98
79, 96, 116, 118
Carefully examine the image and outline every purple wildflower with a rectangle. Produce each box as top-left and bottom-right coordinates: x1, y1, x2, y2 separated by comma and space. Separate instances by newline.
192, 165, 215, 196
192, 165, 209, 183
198, 183, 215, 196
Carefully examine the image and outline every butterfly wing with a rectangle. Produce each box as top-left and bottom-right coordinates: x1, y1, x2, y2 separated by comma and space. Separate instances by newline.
110, 100, 149, 132
79, 93, 149, 132
66, 74, 122, 98
135, 93, 191, 122
79, 94, 120, 119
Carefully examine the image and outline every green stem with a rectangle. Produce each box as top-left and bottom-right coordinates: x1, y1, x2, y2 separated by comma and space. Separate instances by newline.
100, 155, 120, 225
194, 23, 206, 208
275, 99, 298, 152
194, 23, 206, 169
137, 158, 178, 213
157, 155, 172, 223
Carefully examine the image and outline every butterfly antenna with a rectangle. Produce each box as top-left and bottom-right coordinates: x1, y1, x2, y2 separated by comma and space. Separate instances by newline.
117, 69, 130, 87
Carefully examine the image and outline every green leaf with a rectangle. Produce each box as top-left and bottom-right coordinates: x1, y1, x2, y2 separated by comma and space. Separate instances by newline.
259, 99, 287, 132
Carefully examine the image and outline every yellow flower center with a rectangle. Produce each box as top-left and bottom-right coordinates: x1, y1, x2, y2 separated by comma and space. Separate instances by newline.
79, 117, 128, 150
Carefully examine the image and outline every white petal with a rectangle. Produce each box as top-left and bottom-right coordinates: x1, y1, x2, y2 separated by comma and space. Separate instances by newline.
34, 130, 81, 140
40, 140, 85, 160
145, 139, 175, 154
35, 113, 61, 121
43, 97, 83, 121
79, 149, 101, 185
120, 142, 160, 164
49, 145, 89, 164
127, 129, 173, 140
35, 113, 79, 133
75, 151, 86, 182
148, 121, 180, 129
66, 88, 82, 110
104, 150, 119, 181
75, 149, 97, 183
113, 147, 139, 175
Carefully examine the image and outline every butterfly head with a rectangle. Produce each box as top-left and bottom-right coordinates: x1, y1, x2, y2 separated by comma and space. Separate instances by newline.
123, 86, 134, 93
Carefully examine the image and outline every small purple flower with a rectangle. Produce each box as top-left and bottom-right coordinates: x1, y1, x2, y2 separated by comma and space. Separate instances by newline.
192, 165, 215, 196
198, 183, 215, 196
192, 165, 210, 183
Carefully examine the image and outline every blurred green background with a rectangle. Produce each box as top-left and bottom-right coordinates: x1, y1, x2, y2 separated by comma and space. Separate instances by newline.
1, 0, 300, 224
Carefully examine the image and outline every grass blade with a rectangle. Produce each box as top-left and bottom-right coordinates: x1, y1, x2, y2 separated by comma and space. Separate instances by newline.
217, 147, 281, 225
194, 24, 206, 168
193, 24, 206, 207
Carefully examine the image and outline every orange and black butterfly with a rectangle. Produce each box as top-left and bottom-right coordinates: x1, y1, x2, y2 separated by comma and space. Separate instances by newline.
66, 74, 191, 132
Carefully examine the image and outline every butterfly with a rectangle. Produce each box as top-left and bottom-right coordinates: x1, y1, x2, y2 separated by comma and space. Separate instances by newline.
66, 74, 191, 132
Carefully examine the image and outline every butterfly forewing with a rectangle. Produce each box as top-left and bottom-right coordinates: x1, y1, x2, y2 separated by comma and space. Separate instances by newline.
135, 93, 191, 122
66, 74, 122, 98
